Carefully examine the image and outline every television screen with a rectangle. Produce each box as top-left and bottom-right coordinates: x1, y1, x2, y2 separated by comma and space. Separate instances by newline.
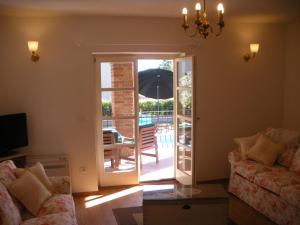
0, 113, 28, 155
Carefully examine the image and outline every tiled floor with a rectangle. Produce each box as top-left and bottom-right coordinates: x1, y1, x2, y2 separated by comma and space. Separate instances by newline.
140, 128, 174, 182
104, 128, 175, 182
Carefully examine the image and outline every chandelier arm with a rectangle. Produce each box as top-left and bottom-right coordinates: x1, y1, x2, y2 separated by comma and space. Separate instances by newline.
209, 24, 223, 37
213, 26, 223, 37
184, 28, 199, 38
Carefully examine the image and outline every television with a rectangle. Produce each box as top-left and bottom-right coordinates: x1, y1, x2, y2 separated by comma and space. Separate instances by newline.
0, 113, 28, 155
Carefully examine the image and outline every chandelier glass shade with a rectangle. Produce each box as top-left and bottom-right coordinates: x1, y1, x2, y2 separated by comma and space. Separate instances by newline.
181, 0, 225, 39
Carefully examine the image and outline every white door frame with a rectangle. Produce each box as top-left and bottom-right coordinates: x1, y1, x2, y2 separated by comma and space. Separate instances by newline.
94, 53, 185, 187
174, 56, 196, 185
95, 55, 139, 187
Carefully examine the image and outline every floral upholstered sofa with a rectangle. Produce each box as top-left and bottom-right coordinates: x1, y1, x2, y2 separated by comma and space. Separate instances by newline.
0, 160, 77, 225
228, 128, 300, 225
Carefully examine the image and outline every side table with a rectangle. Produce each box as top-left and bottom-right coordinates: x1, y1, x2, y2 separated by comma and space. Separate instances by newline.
0, 152, 27, 167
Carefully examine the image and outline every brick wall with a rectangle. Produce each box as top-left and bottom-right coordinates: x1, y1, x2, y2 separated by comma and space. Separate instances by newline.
111, 62, 134, 138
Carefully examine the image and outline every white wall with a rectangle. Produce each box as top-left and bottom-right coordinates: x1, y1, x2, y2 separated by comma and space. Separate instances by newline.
0, 16, 286, 192
283, 22, 300, 131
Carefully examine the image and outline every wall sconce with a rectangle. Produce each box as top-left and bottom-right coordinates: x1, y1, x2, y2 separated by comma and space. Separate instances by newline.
244, 43, 259, 61
28, 41, 40, 62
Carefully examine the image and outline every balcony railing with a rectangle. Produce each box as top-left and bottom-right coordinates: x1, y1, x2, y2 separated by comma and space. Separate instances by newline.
102, 110, 173, 128
139, 110, 173, 126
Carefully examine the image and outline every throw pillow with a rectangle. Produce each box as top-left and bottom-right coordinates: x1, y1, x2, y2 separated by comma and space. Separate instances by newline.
14, 162, 53, 192
247, 134, 285, 166
290, 147, 300, 173
277, 147, 297, 167
9, 171, 52, 215
234, 133, 260, 160
265, 128, 300, 147
0, 182, 22, 225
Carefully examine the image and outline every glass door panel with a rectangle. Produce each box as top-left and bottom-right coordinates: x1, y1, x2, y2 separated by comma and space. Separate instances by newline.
175, 57, 194, 185
97, 58, 139, 187
102, 90, 135, 117
177, 118, 192, 147
100, 62, 134, 88
177, 146, 192, 175
177, 60, 192, 87
177, 89, 192, 117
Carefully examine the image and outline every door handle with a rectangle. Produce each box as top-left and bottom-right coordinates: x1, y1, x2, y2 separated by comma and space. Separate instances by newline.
196, 117, 200, 121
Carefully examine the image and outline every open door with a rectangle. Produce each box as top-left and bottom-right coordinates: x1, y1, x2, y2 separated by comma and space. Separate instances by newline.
174, 56, 195, 185
95, 55, 139, 187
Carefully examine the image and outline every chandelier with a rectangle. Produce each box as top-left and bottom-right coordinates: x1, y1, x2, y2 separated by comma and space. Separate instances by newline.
181, 0, 225, 39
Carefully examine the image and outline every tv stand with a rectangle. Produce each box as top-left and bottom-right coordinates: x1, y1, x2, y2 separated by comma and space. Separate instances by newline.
0, 152, 27, 168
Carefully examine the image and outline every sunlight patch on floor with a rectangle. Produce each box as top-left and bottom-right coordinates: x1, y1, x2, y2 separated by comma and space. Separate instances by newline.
84, 186, 143, 208
84, 195, 103, 201
84, 184, 177, 208
140, 166, 174, 182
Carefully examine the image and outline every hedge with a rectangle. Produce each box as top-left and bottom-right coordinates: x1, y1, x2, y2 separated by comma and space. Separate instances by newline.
139, 99, 173, 115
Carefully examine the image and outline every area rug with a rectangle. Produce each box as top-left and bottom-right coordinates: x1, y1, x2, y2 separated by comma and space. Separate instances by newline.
113, 206, 143, 225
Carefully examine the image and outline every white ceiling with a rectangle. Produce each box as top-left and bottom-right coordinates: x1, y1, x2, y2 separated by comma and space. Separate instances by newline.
0, 0, 299, 23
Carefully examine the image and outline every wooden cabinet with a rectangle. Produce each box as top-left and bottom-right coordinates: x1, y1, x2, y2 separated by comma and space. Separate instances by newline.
144, 200, 228, 225
143, 184, 229, 225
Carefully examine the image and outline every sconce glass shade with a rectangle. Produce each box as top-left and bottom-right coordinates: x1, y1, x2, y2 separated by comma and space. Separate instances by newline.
250, 43, 259, 53
28, 41, 39, 52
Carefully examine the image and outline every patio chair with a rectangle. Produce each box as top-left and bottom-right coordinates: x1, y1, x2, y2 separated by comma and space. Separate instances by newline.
119, 125, 159, 168
139, 125, 159, 167
103, 132, 119, 168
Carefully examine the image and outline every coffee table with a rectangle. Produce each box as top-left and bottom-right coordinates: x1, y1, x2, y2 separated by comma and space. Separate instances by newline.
143, 184, 229, 225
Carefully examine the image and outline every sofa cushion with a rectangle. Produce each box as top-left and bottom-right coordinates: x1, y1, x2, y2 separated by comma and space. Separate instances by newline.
9, 171, 52, 215
38, 194, 75, 217
265, 128, 300, 147
0, 160, 17, 187
0, 182, 22, 225
290, 147, 300, 173
280, 184, 300, 209
0, 160, 25, 211
15, 162, 54, 192
49, 176, 71, 194
234, 133, 260, 160
253, 166, 300, 195
21, 212, 77, 225
247, 134, 285, 166
234, 160, 272, 182
277, 147, 297, 168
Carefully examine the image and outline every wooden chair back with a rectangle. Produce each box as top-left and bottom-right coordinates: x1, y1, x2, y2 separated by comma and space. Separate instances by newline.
139, 126, 157, 151
103, 132, 115, 145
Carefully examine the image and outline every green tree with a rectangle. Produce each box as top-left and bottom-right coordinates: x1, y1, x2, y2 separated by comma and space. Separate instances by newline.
159, 60, 173, 71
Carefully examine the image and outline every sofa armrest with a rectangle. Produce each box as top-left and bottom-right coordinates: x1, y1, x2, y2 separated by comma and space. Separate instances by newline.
228, 150, 241, 164
49, 176, 71, 194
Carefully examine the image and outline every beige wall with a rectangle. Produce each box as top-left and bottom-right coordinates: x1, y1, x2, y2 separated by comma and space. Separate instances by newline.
0, 16, 286, 192
195, 22, 286, 180
283, 22, 300, 131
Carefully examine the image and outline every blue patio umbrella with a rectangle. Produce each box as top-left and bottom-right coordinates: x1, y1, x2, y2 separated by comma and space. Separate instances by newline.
138, 68, 173, 100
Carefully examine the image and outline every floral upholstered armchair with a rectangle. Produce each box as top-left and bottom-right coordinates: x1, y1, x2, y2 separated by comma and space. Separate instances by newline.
0, 160, 77, 225
228, 128, 300, 225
